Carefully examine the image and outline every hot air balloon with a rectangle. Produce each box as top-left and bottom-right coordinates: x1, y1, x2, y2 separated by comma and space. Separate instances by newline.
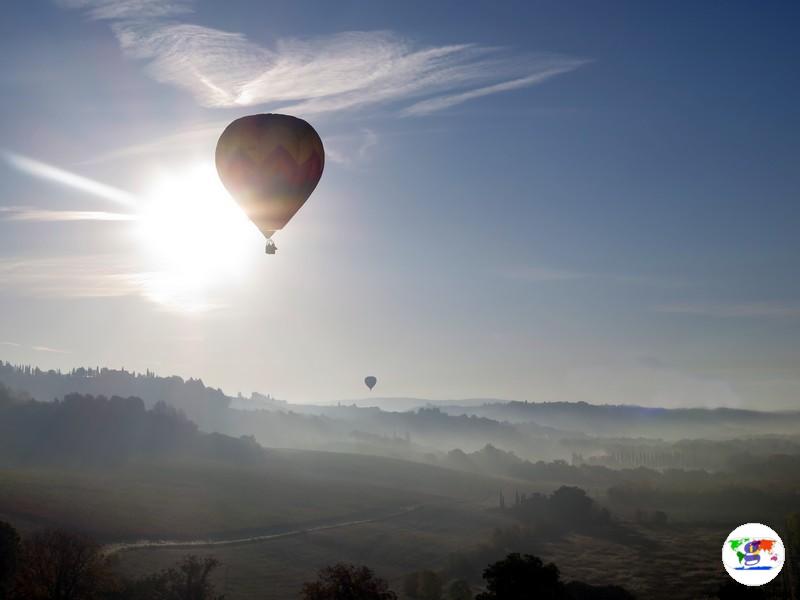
215, 114, 324, 254
364, 376, 377, 391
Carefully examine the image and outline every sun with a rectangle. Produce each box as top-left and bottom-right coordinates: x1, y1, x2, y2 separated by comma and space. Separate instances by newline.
134, 163, 263, 312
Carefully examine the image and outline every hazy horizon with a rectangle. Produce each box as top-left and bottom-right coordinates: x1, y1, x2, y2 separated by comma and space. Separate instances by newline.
5, 358, 800, 415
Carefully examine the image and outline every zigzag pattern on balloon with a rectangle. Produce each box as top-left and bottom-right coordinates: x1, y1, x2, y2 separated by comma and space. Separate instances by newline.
216, 113, 325, 235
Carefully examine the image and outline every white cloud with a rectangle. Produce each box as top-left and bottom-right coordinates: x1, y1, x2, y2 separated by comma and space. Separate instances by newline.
82, 120, 380, 166
2, 152, 137, 207
0, 340, 69, 354
357, 129, 379, 158
325, 129, 379, 165
0, 255, 149, 299
0, 254, 228, 314
0, 207, 136, 222
59, 1, 584, 115
56, 0, 193, 20
78, 121, 228, 165
31, 345, 70, 354
402, 66, 582, 116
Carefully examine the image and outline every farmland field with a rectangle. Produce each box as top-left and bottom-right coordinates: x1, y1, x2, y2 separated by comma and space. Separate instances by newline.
0, 450, 510, 541
113, 503, 512, 599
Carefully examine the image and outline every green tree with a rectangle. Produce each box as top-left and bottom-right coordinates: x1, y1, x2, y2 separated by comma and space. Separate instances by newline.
12, 529, 117, 600
127, 555, 224, 600
302, 564, 397, 600
475, 553, 566, 600
549, 486, 593, 528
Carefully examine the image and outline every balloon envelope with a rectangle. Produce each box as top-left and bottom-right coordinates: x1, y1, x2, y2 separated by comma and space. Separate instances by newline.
215, 114, 324, 238
364, 376, 377, 391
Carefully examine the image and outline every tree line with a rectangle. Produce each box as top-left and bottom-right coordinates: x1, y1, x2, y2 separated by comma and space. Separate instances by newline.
4, 519, 769, 599
0, 521, 223, 600
0, 520, 636, 600
0, 386, 264, 468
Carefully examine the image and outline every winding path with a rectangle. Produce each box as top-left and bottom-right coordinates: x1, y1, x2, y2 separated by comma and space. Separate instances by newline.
104, 504, 424, 555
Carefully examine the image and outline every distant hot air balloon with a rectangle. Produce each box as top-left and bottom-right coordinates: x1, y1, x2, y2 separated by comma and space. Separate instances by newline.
215, 113, 324, 254
364, 376, 377, 391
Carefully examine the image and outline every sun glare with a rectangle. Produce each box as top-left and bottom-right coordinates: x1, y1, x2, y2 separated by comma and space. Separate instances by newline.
135, 164, 262, 312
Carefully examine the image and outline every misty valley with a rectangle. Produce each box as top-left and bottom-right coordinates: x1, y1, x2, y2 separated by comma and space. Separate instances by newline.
0, 362, 798, 599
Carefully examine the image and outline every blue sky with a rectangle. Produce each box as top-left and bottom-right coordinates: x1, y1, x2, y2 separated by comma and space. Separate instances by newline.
1, 0, 798, 407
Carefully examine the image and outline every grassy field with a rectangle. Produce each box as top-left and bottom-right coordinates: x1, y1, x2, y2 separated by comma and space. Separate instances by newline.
4, 449, 791, 599
0, 450, 511, 541
114, 509, 772, 600
540, 521, 793, 599
113, 503, 511, 599
538, 524, 728, 599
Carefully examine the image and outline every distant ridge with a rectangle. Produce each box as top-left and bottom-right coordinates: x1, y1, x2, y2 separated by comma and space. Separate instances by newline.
3, 360, 800, 444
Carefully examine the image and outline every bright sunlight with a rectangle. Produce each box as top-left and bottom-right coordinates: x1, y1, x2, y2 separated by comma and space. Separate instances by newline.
134, 163, 263, 313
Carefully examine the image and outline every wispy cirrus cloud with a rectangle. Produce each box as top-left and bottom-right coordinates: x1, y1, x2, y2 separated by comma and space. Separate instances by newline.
654, 302, 800, 319
325, 129, 379, 165
58, 1, 585, 115
402, 67, 579, 116
0, 255, 149, 299
0, 207, 136, 222
80, 118, 380, 166
56, 0, 192, 20
0, 254, 226, 313
77, 121, 229, 165
2, 152, 137, 207
0, 340, 70, 354
32, 345, 70, 354
0, 151, 244, 314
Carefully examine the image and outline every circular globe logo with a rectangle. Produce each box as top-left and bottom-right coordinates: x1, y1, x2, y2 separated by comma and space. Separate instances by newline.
722, 522, 785, 586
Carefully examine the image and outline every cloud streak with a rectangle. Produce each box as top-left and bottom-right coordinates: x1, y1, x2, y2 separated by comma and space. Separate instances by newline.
402, 67, 580, 116
0, 255, 226, 314
0, 255, 149, 299
325, 129, 379, 165
78, 121, 228, 165
0, 207, 136, 222
2, 152, 137, 207
31, 345, 70, 354
83, 119, 379, 166
57, 0, 192, 20
0, 340, 69, 354
60, 1, 584, 115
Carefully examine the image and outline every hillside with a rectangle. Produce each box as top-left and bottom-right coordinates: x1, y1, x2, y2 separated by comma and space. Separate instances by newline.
0, 383, 513, 541
440, 400, 800, 439
4, 361, 800, 458
0, 362, 566, 460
